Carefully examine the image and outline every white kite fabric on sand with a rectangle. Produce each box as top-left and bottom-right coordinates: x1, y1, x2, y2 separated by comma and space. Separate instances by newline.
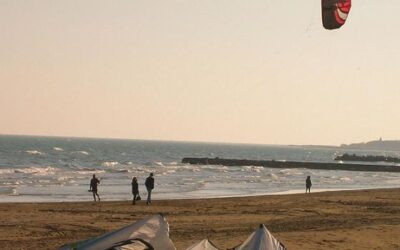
59, 215, 285, 250
59, 214, 176, 250
185, 239, 220, 250
234, 224, 286, 250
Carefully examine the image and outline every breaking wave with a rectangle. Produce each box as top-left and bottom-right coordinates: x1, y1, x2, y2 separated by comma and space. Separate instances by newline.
75, 151, 89, 155
25, 150, 43, 155
102, 161, 119, 167
13, 166, 56, 176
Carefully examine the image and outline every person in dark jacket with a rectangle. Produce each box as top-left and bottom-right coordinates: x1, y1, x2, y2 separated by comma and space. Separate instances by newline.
89, 174, 100, 202
306, 176, 312, 194
131, 177, 139, 205
145, 173, 154, 205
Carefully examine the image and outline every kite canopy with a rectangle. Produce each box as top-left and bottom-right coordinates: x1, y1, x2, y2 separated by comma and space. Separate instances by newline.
322, 0, 351, 29
234, 224, 286, 250
185, 239, 220, 250
59, 214, 176, 250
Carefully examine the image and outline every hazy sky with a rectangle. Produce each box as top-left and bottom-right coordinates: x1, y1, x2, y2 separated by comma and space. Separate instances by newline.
1, 1, 400, 145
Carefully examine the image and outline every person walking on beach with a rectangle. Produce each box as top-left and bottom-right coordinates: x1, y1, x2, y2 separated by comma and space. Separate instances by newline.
145, 173, 154, 205
89, 174, 100, 202
131, 177, 139, 205
306, 176, 312, 194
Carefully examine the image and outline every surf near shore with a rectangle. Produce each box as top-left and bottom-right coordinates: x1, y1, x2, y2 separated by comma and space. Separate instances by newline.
0, 188, 399, 250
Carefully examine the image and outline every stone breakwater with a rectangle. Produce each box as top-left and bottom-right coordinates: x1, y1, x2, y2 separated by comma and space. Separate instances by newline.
182, 157, 400, 173
335, 153, 400, 164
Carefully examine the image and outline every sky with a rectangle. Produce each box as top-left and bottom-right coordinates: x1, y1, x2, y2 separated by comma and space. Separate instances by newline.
1, 1, 400, 145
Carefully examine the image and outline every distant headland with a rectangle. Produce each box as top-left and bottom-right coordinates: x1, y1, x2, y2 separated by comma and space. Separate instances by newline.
340, 138, 400, 151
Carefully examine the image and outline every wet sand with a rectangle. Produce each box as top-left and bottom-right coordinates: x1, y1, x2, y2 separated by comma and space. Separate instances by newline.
0, 188, 399, 249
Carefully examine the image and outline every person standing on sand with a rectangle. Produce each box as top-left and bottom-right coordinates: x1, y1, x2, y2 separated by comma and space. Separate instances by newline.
131, 177, 139, 205
89, 174, 100, 202
145, 173, 154, 205
306, 176, 312, 194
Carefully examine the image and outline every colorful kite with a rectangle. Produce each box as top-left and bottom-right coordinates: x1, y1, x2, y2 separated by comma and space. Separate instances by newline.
322, 0, 351, 29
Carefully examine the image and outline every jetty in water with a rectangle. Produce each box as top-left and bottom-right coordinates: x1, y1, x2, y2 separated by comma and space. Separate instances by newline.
334, 153, 400, 164
181, 157, 400, 173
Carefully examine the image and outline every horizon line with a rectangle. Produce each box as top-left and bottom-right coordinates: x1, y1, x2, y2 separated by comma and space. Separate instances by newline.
0, 133, 342, 147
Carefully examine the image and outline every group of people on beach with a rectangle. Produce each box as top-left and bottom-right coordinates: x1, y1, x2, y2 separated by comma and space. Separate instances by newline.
89, 173, 312, 202
89, 173, 155, 205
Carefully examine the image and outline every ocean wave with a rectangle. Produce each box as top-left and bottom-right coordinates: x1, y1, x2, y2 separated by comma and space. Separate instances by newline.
74, 170, 105, 175
102, 161, 119, 167
107, 169, 128, 173
339, 177, 353, 182
172, 165, 200, 172
200, 165, 229, 171
74, 151, 89, 155
267, 173, 279, 181
0, 169, 15, 174
25, 150, 43, 155
161, 169, 176, 175
0, 187, 18, 196
3, 166, 57, 176
278, 169, 304, 176
57, 176, 71, 181
53, 147, 64, 151
144, 161, 165, 167
241, 166, 264, 173
13, 167, 55, 176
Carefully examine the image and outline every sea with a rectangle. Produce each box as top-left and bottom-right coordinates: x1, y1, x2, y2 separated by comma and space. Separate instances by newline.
0, 135, 400, 202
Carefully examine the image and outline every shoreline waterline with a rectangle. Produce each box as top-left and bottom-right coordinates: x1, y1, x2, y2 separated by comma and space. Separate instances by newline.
1, 188, 400, 250
0, 186, 398, 203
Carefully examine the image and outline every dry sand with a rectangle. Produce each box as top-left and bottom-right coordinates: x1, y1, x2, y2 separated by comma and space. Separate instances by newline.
0, 188, 399, 250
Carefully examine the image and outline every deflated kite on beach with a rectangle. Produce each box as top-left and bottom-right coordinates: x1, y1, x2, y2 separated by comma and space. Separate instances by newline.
185, 239, 220, 250
234, 224, 286, 250
59, 214, 176, 250
59, 214, 286, 250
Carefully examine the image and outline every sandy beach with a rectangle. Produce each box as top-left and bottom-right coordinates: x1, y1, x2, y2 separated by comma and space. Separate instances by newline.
0, 188, 399, 250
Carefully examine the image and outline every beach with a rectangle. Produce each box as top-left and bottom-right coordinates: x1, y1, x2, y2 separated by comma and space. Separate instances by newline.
1, 188, 399, 250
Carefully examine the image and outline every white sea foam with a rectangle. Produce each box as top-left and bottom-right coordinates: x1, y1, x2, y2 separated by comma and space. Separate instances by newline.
57, 176, 69, 181
13, 166, 56, 176
102, 161, 119, 167
74, 170, 105, 175
241, 166, 264, 173
340, 177, 353, 182
267, 173, 279, 181
0, 169, 15, 174
11, 189, 18, 196
25, 150, 43, 155
75, 151, 89, 155
53, 147, 63, 151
